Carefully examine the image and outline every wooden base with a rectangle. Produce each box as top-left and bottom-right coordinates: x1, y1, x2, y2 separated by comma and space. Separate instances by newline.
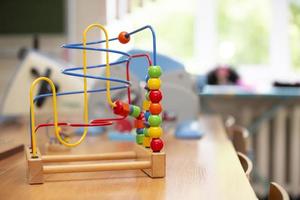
25, 145, 165, 184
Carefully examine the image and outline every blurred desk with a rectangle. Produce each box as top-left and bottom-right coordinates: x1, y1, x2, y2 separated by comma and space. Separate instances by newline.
200, 86, 300, 131
0, 115, 257, 200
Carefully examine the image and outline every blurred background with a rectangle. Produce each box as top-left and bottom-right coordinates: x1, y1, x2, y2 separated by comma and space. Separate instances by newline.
1, 0, 300, 199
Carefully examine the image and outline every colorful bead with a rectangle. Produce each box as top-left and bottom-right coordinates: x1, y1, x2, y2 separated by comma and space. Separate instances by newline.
129, 105, 141, 118
148, 66, 162, 78
151, 138, 164, 152
113, 100, 129, 116
134, 119, 144, 129
149, 103, 162, 115
144, 111, 151, 121
149, 90, 162, 103
118, 31, 130, 44
147, 78, 161, 90
148, 127, 162, 138
148, 115, 162, 126
136, 128, 144, 135
143, 136, 151, 148
122, 102, 130, 116
143, 128, 149, 136
113, 100, 124, 115
136, 134, 144, 145
143, 100, 150, 110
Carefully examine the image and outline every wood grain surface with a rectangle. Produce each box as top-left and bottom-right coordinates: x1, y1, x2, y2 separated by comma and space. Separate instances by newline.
0, 115, 257, 200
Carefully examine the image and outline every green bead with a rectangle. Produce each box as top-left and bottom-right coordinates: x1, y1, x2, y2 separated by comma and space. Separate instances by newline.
148, 66, 162, 78
130, 105, 141, 118
148, 115, 162, 126
143, 128, 149, 136
136, 134, 144, 144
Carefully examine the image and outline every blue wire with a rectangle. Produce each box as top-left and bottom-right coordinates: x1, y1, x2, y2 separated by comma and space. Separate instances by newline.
30, 25, 157, 150
62, 25, 157, 65
62, 58, 129, 72
33, 85, 128, 102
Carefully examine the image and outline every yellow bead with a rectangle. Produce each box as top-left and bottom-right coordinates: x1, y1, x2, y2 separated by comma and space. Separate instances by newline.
147, 78, 161, 90
143, 136, 151, 147
143, 100, 150, 110
148, 127, 162, 138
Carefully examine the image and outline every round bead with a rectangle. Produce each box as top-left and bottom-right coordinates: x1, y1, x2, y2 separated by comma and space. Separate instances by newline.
148, 66, 162, 78
148, 115, 162, 126
143, 100, 150, 110
136, 128, 144, 135
113, 100, 124, 115
136, 134, 144, 145
143, 128, 149, 136
118, 31, 130, 44
149, 103, 162, 115
147, 78, 161, 90
143, 136, 151, 148
148, 127, 162, 138
151, 138, 164, 152
130, 105, 141, 118
144, 111, 151, 121
149, 90, 162, 103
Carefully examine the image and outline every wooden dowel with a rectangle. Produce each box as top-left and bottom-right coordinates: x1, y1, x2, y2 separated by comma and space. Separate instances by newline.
43, 160, 151, 174
41, 151, 137, 163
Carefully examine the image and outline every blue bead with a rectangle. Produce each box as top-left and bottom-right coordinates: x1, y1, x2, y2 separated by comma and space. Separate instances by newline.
144, 111, 151, 120
136, 128, 144, 135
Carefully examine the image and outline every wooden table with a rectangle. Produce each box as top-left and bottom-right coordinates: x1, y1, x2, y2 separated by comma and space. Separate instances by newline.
0, 115, 257, 200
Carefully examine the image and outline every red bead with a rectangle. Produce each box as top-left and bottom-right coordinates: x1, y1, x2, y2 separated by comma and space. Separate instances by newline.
118, 31, 130, 44
113, 100, 124, 115
149, 103, 162, 115
113, 100, 129, 116
150, 138, 164, 152
149, 90, 162, 103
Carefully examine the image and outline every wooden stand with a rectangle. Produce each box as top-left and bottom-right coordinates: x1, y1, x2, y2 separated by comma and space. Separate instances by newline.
25, 145, 165, 184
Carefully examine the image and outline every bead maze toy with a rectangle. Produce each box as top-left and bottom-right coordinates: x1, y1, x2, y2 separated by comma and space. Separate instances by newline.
25, 24, 165, 184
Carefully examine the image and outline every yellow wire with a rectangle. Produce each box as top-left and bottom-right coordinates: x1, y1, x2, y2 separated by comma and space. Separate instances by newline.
30, 24, 115, 157
83, 23, 115, 108
30, 77, 58, 157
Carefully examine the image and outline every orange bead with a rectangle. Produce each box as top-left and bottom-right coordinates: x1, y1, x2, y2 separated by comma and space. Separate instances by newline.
149, 103, 162, 115
134, 119, 144, 129
118, 31, 130, 44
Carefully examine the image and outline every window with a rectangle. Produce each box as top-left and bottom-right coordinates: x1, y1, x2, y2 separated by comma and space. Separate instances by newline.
289, 1, 300, 69
131, 0, 196, 62
217, 0, 271, 66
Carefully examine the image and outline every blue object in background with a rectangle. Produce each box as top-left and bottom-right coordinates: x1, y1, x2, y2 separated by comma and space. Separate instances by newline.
75, 126, 105, 136
117, 49, 184, 81
175, 120, 204, 139
108, 132, 135, 141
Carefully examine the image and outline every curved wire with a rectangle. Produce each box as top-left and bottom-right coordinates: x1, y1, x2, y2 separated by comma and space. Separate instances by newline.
29, 24, 157, 154
63, 25, 157, 65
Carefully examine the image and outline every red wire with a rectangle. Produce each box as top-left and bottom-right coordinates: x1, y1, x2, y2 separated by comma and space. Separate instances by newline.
34, 53, 152, 133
